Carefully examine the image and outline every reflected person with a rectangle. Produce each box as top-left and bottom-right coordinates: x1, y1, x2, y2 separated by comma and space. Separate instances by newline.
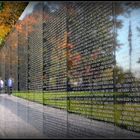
0, 78, 4, 94
7, 78, 13, 95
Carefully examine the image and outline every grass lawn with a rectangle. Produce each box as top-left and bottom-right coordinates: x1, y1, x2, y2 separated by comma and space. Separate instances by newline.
13, 91, 140, 132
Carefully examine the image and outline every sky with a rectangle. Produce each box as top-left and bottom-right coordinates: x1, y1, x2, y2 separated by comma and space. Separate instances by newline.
19, 2, 39, 20
19, 1, 60, 20
116, 8, 140, 78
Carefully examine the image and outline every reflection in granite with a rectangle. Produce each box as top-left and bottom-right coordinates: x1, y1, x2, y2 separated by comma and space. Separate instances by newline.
0, 94, 140, 139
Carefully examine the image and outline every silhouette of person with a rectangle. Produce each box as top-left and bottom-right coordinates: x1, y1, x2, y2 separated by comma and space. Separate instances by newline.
7, 78, 13, 95
0, 78, 4, 94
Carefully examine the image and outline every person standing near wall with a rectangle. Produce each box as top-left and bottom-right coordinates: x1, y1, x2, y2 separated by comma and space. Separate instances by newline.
7, 77, 13, 95
0, 78, 4, 94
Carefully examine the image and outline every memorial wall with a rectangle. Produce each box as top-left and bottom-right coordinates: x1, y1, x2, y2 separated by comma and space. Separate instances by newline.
0, 1, 140, 133
8, 30, 18, 91
66, 2, 115, 124
18, 24, 28, 91
28, 3, 43, 92
0, 46, 6, 84
43, 3, 67, 91
43, 2, 68, 108
114, 2, 140, 132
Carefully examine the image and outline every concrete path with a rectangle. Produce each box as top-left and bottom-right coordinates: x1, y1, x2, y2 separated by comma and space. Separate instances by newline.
0, 94, 140, 139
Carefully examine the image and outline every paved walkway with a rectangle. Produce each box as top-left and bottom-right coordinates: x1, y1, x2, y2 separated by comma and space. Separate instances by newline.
0, 94, 140, 139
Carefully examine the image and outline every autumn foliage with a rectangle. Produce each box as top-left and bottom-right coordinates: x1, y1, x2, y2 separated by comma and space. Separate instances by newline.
0, 2, 27, 47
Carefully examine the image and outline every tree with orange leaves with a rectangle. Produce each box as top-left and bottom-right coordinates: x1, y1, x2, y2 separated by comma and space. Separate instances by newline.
0, 2, 27, 47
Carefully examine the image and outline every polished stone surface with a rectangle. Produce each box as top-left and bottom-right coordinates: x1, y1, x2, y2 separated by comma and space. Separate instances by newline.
0, 94, 140, 139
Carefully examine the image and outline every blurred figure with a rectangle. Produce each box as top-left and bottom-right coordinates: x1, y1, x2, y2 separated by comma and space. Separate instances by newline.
7, 78, 13, 95
0, 78, 4, 94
